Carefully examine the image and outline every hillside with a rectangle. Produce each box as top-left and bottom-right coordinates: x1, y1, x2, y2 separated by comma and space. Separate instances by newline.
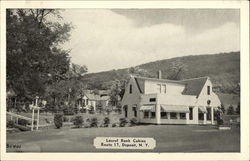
81, 51, 240, 94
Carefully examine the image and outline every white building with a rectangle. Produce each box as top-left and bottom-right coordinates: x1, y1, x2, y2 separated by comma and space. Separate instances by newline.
77, 92, 110, 111
121, 71, 221, 125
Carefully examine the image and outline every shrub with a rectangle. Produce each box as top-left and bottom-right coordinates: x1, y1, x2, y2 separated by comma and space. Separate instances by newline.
80, 108, 86, 113
63, 116, 70, 122
63, 107, 75, 116
90, 117, 98, 127
236, 102, 240, 114
7, 120, 15, 128
84, 118, 91, 128
103, 117, 110, 127
18, 119, 29, 126
73, 115, 84, 128
227, 105, 234, 115
112, 123, 117, 127
54, 113, 63, 129
88, 106, 95, 114
119, 118, 128, 127
130, 118, 138, 126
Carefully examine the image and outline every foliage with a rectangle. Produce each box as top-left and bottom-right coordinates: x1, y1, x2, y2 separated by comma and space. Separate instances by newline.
220, 103, 226, 113
215, 109, 223, 126
236, 102, 240, 114
18, 119, 29, 126
119, 118, 128, 127
103, 117, 110, 127
7, 9, 72, 101
7, 120, 15, 128
227, 105, 235, 115
63, 106, 75, 115
167, 59, 187, 80
54, 113, 63, 128
80, 52, 240, 94
73, 115, 84, 128
88, 106, 95, 114
130, 118, 138, 126
90, 117, 98, 127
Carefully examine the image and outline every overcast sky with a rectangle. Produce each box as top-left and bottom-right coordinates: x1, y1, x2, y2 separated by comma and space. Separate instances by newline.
61, 9, 240, 73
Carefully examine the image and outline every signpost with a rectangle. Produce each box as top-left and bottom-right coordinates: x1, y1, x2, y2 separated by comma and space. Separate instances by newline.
30, 96, 46, 131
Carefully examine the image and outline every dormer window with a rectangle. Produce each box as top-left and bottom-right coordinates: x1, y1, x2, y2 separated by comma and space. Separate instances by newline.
129, 84, 132, 94
207, 86, 210, 95
156, 84, 166, 94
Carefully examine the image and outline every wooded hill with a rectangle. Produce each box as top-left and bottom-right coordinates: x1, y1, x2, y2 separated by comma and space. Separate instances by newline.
82, 51, 240, 94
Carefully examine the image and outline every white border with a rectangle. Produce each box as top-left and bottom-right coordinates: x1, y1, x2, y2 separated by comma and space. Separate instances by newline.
0, 1, 249, 161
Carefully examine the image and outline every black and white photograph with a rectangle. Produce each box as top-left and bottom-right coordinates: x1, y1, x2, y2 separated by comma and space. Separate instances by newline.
0, 1, 249, 160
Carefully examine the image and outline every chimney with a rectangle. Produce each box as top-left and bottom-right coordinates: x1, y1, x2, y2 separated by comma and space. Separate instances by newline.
157, 70, 162, 79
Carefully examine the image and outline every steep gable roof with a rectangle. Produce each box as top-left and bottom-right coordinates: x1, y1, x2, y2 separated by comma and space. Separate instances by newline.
179, 77, 208, 97
133, 76, 208, 97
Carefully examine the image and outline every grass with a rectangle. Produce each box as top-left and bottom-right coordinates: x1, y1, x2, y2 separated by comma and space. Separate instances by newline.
7, 124, 240, 152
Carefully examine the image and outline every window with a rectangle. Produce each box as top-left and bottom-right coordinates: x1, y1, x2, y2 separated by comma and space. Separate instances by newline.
133, 105, 137, 117
170, 113, 177, 119
151, 112, 155, 119
207, 86, 210, 95
198, 113, 204, 120
144, 111, 149, 118
123, 105, 128, 118
125, 109, 128, 118
156, 84, 161, 93
129, 84, 132, 94
149, 98, 156, 102
161, 112, 168, 119
189, 107, 193, 120
180, 113, 186, 119
162, 84, 166, 93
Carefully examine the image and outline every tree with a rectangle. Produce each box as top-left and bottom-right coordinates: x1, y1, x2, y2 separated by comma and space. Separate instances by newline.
167, 59, 187, 80
128, 67, 153, 77
109, 79, 122, 106
7, 9, 72, 104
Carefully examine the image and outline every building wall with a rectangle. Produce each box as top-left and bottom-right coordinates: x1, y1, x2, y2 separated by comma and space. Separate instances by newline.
145, 81, 185, 95
196, 79, 221, 107
121, 77, 141, 120
189, 79, 221, 124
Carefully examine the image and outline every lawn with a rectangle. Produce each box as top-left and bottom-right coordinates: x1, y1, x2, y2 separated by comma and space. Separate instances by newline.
6, 124, 240, 152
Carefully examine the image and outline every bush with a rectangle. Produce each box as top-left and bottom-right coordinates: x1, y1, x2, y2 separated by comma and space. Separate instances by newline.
63, 107, 75, 116
227, 105, 234, 115
103, 117, 110, 127
18, 119, 29, 126
90, 117, 98, 127
73, 115, 84, 128
54, 113, 63, 129
80, 108, 86, 113
63, 116, 70, 122
112, 123, 117, 127
7, 120, 15, 128
84, 118, 91, 128
236, 102, 240, 114
88, 106, 95, 114
130, 118, 138, 126
119, 118, 128, 127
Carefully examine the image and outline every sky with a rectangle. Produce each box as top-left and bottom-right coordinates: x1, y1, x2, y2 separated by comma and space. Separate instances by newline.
60, 9, 240, 73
